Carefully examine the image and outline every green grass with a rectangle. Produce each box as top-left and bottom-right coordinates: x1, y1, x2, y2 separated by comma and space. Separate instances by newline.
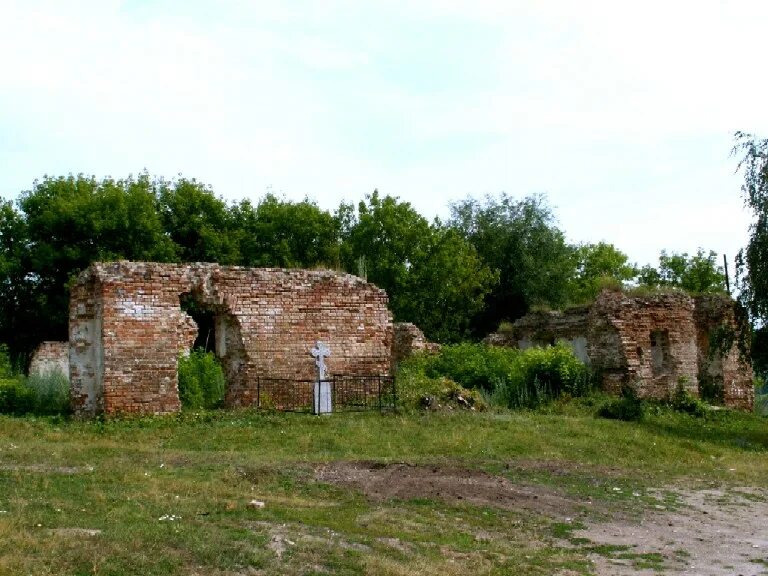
0, 403, 766, 575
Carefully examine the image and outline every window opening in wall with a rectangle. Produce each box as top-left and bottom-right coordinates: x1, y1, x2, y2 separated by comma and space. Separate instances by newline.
650, 330, 671, 376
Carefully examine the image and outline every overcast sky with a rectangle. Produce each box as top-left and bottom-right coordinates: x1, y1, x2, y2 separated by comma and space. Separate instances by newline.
2, 0, 767, 267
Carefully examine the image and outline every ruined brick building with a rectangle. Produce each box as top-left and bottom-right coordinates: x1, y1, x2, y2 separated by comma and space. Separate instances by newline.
68, 262, 394, 416
485, 290, 754, 410
33, 263, 754, 416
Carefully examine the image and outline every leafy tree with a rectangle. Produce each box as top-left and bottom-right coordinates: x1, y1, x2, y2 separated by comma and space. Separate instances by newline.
157, 178, 239, 264
342, 191, 433, 302
342, 191, 495, 342
638, 249, 726, 294
0, 201, 38, 363
569, 242, 636, 303
13, 174, 177, 354
733, 132, 768, 322
396, 227, 497, 342
231, 195, 341, 268
450, 194, 575, 334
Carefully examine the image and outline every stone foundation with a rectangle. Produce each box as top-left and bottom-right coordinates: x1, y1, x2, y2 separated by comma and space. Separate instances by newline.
69, 262, 393, 416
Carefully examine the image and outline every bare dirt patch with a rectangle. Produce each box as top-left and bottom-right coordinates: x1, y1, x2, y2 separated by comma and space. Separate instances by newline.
316, 462, 768, 575
314, 461, 582, 518
576, 487, 768, 576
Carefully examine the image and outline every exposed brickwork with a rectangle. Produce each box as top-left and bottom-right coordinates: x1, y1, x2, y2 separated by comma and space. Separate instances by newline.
392, 322, 440, 366
486, 290, 753, 410
693, 295, 755, 410
589, 291, 699, 398
29, 341, 69, 377
69, 262, 393, 416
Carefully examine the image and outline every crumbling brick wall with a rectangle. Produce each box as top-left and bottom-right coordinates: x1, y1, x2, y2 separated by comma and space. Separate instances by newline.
693, 295, 754, 410
70, 262, 393, 416
484, 290, 754, 409
490, 307, 591, 364
29, 341, 69, 377
391, 322, 440, 366
589, 291, 699, 398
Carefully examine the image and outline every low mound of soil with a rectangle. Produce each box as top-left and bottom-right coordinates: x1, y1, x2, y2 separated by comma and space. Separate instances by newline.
315, 461, 579, 518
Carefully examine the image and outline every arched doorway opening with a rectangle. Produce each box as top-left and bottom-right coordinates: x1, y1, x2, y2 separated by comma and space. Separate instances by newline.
178, 292, 246, 408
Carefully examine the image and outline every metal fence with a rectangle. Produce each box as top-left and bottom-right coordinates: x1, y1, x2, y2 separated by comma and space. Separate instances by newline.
253, 375, 396, 413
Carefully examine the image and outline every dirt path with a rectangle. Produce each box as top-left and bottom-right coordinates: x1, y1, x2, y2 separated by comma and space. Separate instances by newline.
315, 461, 768, 575
576, 487, 768, 576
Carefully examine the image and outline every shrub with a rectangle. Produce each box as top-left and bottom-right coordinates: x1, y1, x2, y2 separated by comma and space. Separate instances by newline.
178, 349, 226, 409
404, 342, 591, 410
489, 344, 591, 409
425, 344, 521, 392
395, 354, 487, 411
0, 378, 35, 415
669, 383, 708, 418
597, 384, 645, 421
0, 370, 71, 417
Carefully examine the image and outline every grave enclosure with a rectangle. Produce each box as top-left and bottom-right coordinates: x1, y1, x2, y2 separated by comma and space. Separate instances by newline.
69, 262, 394, 416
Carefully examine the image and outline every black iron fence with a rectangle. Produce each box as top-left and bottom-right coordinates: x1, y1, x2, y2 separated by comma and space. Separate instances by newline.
253, 375, 396, 413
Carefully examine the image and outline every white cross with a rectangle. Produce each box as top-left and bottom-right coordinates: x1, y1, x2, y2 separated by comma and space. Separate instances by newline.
310, 341, 331, 380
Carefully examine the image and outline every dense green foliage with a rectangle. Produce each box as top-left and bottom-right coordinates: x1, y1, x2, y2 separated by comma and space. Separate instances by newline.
597, 385, 645, 421
488, 344, 592, 409
569, 242, 637, 303
637, 249, 726, 294
177, 349, 226, 410
0, 378, 35, 415
0, 169, 743, 367
398, 343, 591, 410
341, 191, 497, 342
450, 194, 575, 335
0, 345, 69, 415
734, 132, 768, 323
598, 382, 710, 422
233, 194, 341, 268
0, 373, 69, 416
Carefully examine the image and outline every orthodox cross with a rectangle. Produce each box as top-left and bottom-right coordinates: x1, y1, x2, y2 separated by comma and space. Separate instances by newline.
311, 341, 331, 381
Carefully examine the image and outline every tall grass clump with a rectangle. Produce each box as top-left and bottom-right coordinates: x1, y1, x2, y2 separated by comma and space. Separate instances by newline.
488, 344, 592, 409
0, 344, 71, 415
178, 349, 226, 409
24, 370, 70, 415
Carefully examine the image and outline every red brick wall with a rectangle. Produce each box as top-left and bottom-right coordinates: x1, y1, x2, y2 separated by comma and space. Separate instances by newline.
590, 291, 699, 399
70, 262, 393, 416
484, 290, 754, 410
